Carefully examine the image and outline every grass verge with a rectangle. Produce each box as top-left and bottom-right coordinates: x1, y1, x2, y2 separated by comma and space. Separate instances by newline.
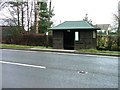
0, 44, 51, 49
78, 49, 120, 54
0, 44, 119, 55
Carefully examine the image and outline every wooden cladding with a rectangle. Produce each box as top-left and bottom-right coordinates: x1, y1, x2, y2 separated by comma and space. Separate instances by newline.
52, 30, 97, 50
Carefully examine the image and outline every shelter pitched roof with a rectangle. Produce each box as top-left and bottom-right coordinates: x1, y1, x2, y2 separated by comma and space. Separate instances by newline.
50, 21, 100, 30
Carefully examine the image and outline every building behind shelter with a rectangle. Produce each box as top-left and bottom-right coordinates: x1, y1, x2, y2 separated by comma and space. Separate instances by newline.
96, 24, 112, 35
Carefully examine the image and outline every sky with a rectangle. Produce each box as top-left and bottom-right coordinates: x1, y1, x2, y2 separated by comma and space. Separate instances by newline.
0, 0, 119, 26
51, 0, 119, 26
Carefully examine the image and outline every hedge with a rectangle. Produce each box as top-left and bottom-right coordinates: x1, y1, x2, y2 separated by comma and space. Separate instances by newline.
97, 35, 120, 51
2, 32, 120, 51
2, 33, 53, 47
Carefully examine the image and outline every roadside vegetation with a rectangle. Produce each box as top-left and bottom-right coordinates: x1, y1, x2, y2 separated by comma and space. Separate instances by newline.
0, 44, 119, 55
97, 35, 120, 51
78, 49, 120, 54
0, 44, 51, 49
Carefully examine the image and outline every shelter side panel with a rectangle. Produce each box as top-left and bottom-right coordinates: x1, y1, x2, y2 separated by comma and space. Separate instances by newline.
53, 30, 64, 49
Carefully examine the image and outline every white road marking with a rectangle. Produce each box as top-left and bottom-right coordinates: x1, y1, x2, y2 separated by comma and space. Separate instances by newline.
0, 61, 46, 69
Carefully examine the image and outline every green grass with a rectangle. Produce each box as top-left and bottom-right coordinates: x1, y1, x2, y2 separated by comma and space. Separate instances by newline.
32, 46, 52, 49
0, 44, 119, 54
0, 44, 51, 49
78, 49, 120, 54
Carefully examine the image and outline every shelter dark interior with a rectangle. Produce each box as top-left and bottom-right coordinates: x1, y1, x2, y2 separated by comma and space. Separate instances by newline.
50, 21, 100, 50
63, 30, 74, 50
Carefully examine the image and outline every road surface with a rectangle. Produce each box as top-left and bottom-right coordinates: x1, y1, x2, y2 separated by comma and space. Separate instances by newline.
1, 49, 118, 88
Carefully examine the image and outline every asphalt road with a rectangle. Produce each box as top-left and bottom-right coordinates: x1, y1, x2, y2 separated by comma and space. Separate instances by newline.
1, 49, 118, 88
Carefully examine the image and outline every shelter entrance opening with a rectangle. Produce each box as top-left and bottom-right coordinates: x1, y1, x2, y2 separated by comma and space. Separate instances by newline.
63, 30, 75, 50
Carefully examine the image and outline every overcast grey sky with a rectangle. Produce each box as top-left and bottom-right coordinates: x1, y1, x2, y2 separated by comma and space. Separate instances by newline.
52, 0, 119, 25
0, 0, 119, 26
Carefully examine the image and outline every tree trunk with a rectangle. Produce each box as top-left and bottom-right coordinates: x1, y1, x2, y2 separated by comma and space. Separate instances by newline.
21, 3, 24, 31
30, 1, 34, 32
17, 2, 20, 26
27, 0, 30, 32
34, 0, 39, 34
48, 0, 51, 28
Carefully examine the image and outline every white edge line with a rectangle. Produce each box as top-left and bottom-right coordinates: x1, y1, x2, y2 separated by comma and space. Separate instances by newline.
0, 61, 46, 69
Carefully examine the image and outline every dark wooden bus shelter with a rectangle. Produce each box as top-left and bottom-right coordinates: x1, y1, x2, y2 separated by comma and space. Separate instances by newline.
50, 21, 100, 50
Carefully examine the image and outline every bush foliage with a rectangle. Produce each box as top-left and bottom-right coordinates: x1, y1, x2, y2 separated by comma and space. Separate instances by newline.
2, 33, 52, 47
97, 35, 120, 51
2, 31, 120, 51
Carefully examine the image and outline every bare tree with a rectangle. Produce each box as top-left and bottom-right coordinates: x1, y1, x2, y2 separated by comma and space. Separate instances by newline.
118, 1, 120, 35
0, 1, 29, 31
30, 1, 34, 32
27, 0, 29, 32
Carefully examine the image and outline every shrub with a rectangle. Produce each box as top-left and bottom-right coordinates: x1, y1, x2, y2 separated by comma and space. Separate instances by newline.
19, 33, 52, 47
97, 35, 120, 51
